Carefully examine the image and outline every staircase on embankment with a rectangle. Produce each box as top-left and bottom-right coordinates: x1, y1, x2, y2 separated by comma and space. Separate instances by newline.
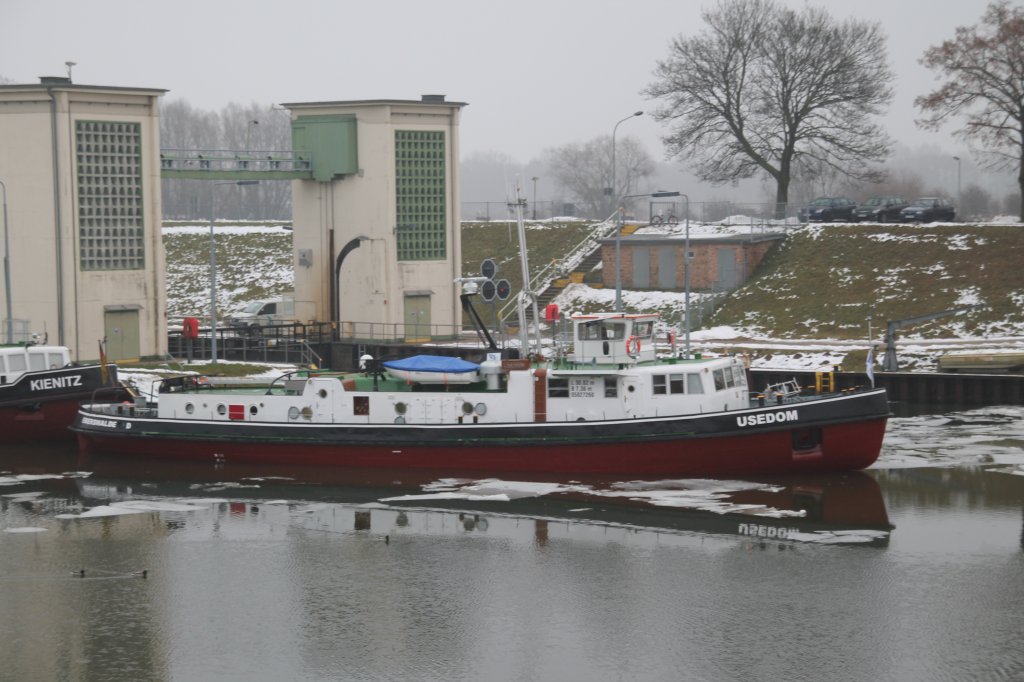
500, 220, 642, 323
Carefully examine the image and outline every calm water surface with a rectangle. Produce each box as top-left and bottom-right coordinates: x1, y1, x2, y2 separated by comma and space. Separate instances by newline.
1, 405, 1023, 682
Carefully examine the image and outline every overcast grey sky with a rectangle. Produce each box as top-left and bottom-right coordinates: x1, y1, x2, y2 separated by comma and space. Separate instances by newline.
1, 0, 996, 164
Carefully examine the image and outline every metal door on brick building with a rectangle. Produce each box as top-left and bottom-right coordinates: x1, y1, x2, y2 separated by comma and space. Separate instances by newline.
717, 248, 739, 290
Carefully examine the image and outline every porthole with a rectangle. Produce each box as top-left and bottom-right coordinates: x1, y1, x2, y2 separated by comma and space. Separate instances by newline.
184, 403, 194, 415
288, 406, 300, 420
249, 405, 259, 416
318, 388, 328, 398
474, 402, 487, 416
300, 406, 313, 420
395, 401, 408, 415
216, 404, 227, 415
462, 402, 474, 415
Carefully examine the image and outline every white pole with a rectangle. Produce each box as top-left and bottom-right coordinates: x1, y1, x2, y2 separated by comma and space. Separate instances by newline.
610, 111, 641, 312
512, 193, 540, 355
0, 180, 11, 344
682, 193, 691, 358
209, 195, 218, 364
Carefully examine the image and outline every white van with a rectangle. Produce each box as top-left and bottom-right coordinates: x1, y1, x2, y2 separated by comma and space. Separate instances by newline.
229, 297, 296, 330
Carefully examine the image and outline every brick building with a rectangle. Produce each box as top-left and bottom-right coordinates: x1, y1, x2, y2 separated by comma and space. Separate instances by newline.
600, 232, 785, 292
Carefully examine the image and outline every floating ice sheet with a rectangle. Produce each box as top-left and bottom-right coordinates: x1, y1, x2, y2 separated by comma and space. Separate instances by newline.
3, 527, 48, 533
56, 500, 211, 519
389, 476, 801, 519
876, 406, 1024, 470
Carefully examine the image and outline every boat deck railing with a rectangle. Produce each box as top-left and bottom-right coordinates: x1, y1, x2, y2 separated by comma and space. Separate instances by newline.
84, 401, 159, 419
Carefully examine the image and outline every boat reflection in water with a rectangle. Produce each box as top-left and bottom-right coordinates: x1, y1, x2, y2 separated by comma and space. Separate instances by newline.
8, 449, 891, 548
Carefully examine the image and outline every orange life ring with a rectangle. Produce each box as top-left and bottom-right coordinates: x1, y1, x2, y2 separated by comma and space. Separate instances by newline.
626, 335, 641, 355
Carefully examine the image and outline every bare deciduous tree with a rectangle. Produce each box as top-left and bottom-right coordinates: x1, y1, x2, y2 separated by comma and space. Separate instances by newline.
644, 0, 894, 218
959, 183, 996, 220
916, 1, 1024, 221
542, 135, 655, 219
160, 100, 292, 220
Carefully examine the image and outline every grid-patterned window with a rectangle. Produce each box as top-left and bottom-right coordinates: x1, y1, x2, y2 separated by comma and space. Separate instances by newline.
76, 121, 145, 270
395, 130, 446, 260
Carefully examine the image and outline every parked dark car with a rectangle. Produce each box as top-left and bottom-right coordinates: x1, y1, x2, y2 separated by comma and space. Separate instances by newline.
899, 197, 956, 223
798, 196, 857, 223
854, 195, 908, 222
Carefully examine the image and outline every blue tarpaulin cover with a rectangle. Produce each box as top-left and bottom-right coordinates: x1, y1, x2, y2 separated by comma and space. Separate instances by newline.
382, 355, 480, 374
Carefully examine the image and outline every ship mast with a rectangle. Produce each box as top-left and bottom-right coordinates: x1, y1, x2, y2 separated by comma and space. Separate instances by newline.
510, 188, 541, 356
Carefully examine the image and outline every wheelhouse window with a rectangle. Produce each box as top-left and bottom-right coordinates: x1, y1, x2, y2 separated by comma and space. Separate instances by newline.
548, 377, 570, 398
712, 367, 744, 391
633, 321, 654, 339
713, 369, 727, 391
578, 322, 626, 341
604, 323, 626, 340
653, 373, 698, 395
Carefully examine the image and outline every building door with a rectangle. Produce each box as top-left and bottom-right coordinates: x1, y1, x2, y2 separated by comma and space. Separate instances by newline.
621, 376, 640, 417
404, 295, 431, 343
658, 247, 676, 289
632, 247, 650, 288
717, 248, 739, 290
104, 309, 140, 361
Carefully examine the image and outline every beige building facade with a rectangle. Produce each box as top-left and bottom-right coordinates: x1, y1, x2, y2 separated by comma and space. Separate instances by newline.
0, 77, 167, 361
282, 96, 466, 341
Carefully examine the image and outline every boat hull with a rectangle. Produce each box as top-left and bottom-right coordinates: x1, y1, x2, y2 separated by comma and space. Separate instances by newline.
1, 364, 120, 442
72, 388, 890, 476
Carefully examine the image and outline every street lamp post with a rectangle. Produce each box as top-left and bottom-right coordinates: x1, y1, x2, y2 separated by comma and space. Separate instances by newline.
246, 119, 259, 151
610, 111, 643, 208
209, 180, 259, 364
682, 194, 691, 357
0, 179, 11, 344
614, 206, 625, 312
652, 191, 691, 356
531, 176, 539, 220
953, 156, 962, 218
611, 112, 642, 313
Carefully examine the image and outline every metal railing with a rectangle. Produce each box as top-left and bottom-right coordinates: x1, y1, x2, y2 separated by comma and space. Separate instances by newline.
160, 148, 312, 173
167, 319, 509, 366
497, 215, 620, 324
0, 318, 32, 344
168, 323, 326, 365
460, 201, 808, 225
